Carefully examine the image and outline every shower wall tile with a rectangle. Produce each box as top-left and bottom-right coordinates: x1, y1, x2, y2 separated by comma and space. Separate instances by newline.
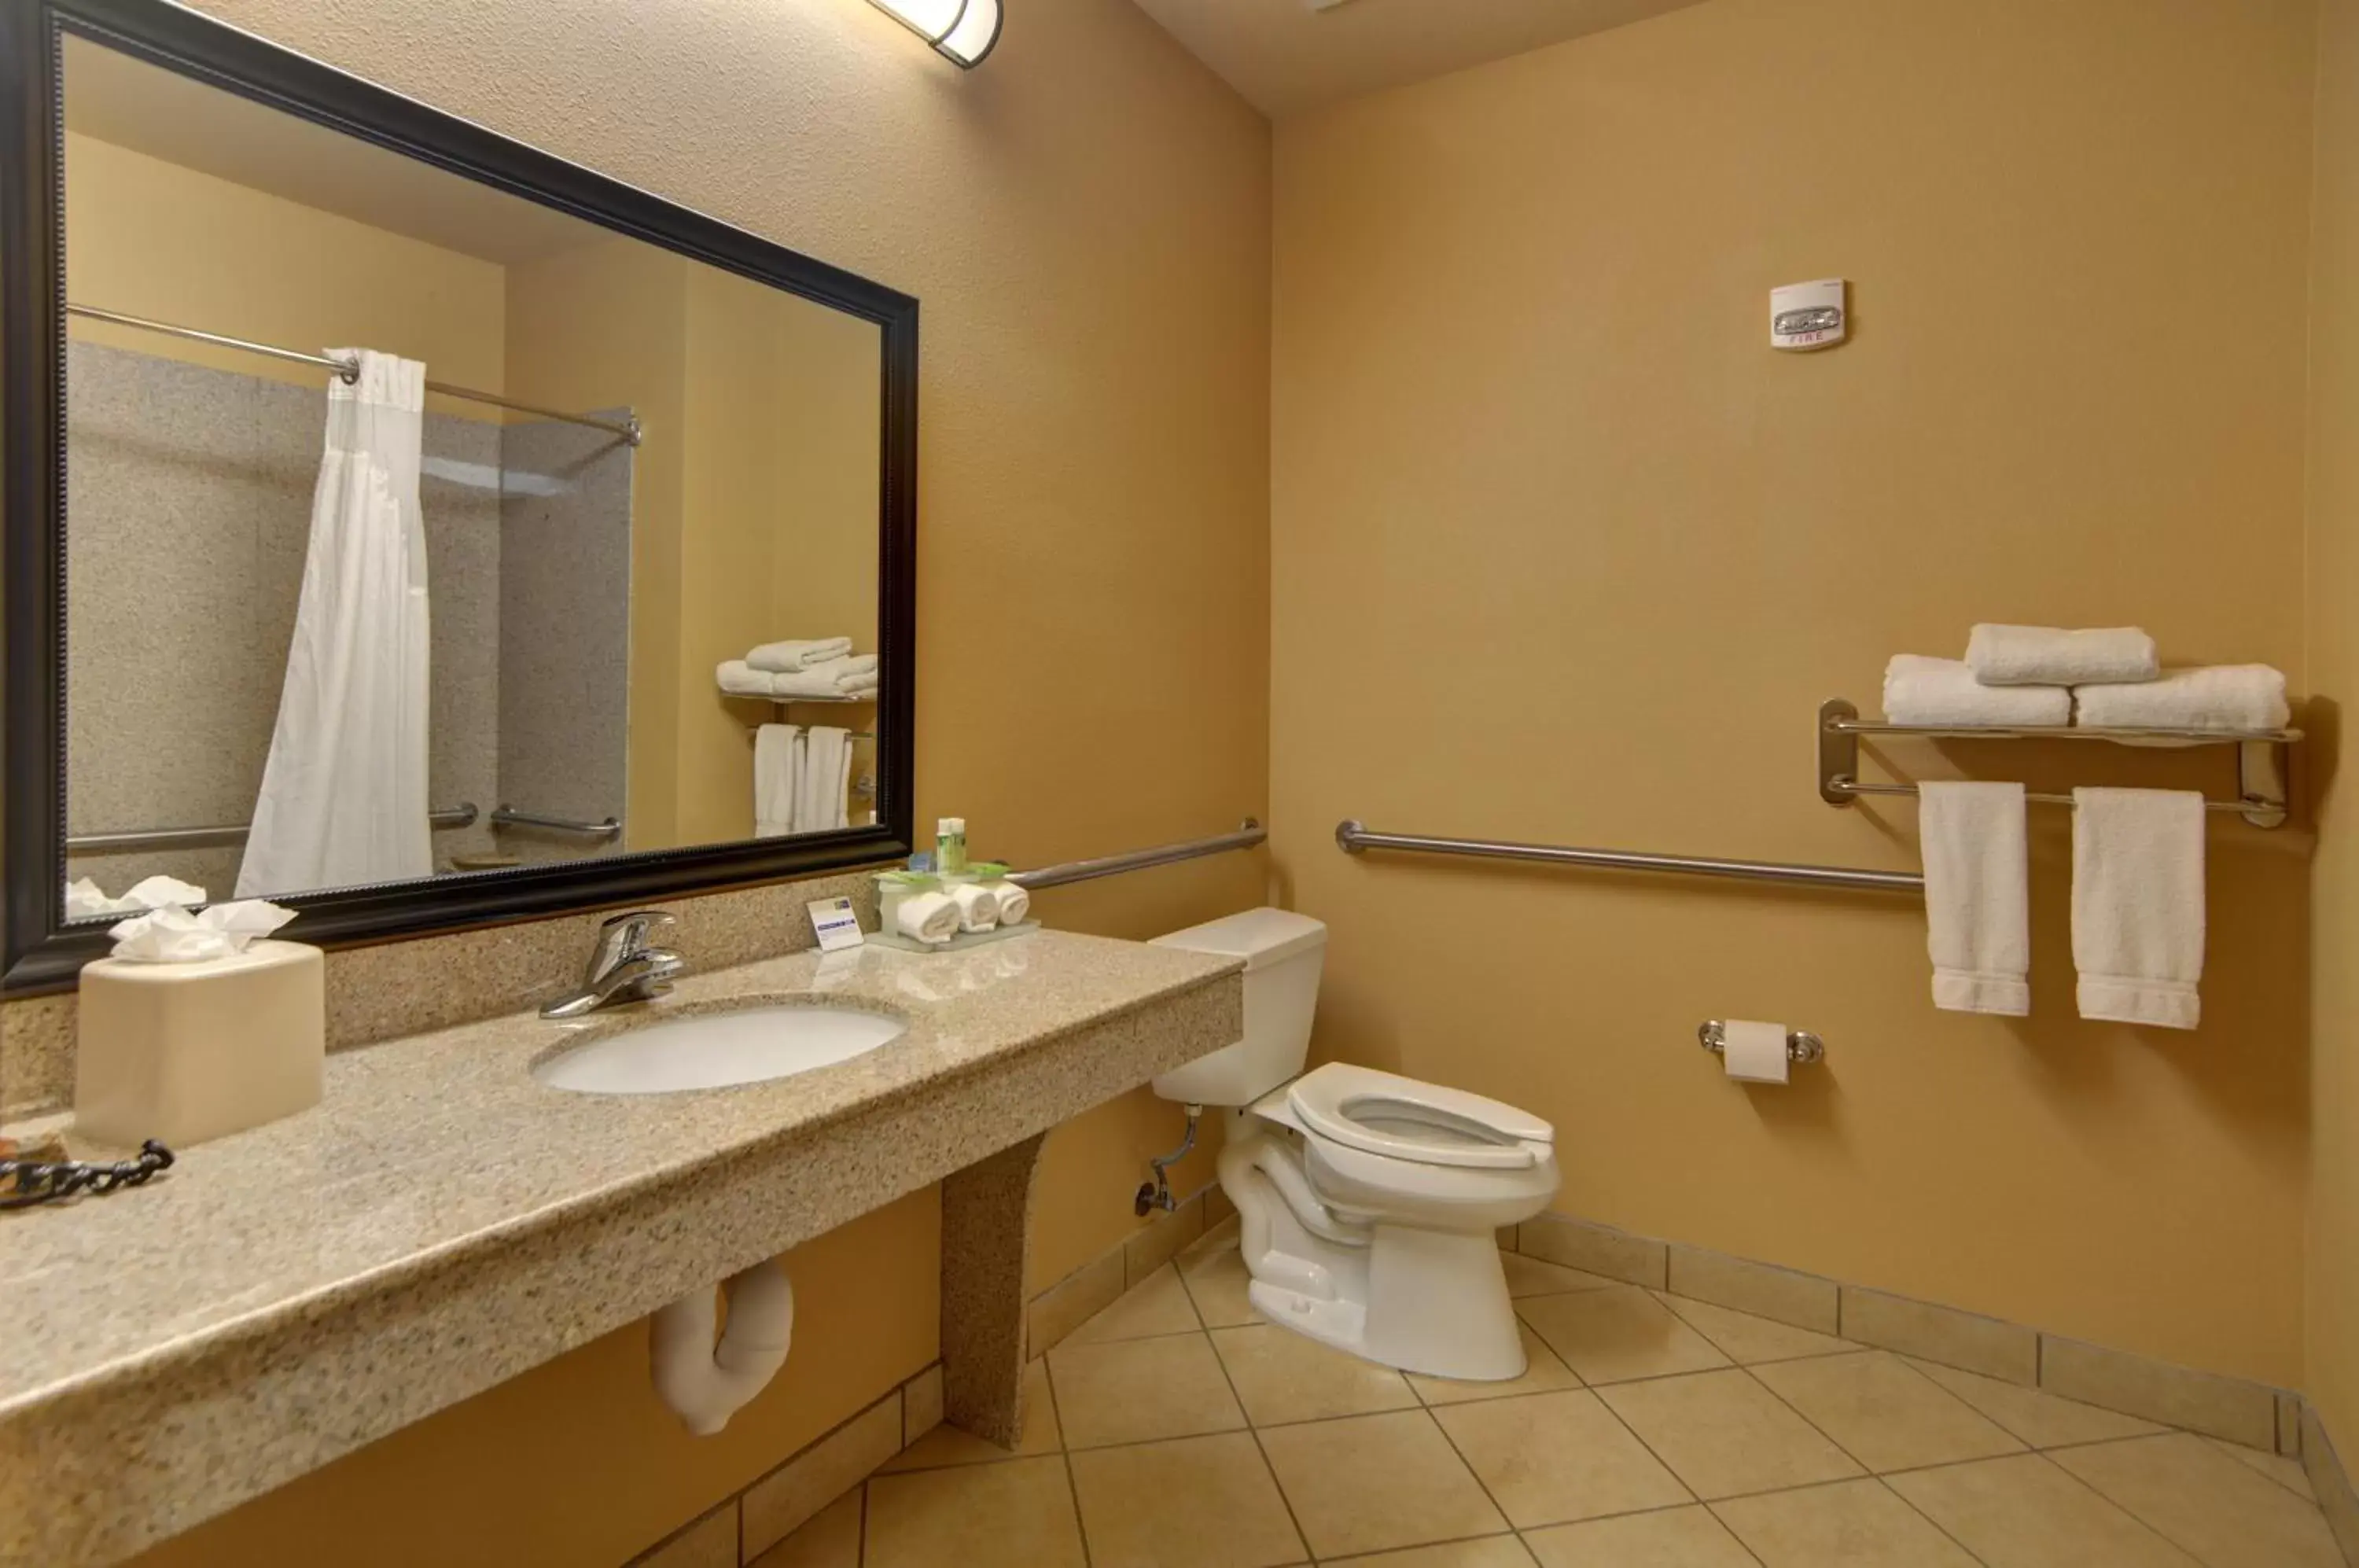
497, 417, 634, 867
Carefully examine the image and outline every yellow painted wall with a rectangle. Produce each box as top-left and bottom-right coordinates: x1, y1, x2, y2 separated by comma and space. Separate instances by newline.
1271, 0, 2316, 1386
64, 131, 506, 416
504, 237, 693, 852
126, 0, 1272, 1559
2306, 0, 2359, 1472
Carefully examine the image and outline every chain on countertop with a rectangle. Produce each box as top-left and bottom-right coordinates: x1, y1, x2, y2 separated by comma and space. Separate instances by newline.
0, 1138, 174, 1209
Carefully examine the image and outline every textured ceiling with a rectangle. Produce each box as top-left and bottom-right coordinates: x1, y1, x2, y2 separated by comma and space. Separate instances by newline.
1130, 0, 1711, 116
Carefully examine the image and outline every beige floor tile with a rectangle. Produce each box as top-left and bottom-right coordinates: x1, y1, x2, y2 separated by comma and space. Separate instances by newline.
628, 1504, 736, 1568
1258, 1408, 1508, 1558
1885, 1454, 2199, 1567
1502, 1253, 1620, 1298
1212, 1322, 1420, 1425
1522, 1504, 1757, 1567
864, 1453, 1086, 1568
746, 1490, 860, 1568
1515, 1286, 1731, 1386
1653, 1291, 1860, 1365
1410, 1323, 1583, 1407
881, 1358, 1061, 1470
2206, 1434, 2318, 1500
1901, 1356, 2165, 1449
1598, 1369, 1863, 1499
1324, 1537, 1536, 1566
1432, 1389, 1691, 1528
1713, 1478, 1978, 1566
1049, 1331, 1246, 1449
1069, 1430, 1307, 1568
2051, 1433, 2346, 1568
1180, 1236, 1265, 1329
1068, 1262, 1204, 1345
1752, 1351, 2022, 1473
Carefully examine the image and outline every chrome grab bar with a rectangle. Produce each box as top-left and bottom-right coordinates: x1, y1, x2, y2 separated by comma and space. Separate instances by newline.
490, 805, 624, 839
68, 803, 479, 856
1008, 819, 1265, 890
1334, 819, 1923, 895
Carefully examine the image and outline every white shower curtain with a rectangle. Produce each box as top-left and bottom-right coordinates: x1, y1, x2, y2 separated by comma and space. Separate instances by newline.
237, 350, 433, 897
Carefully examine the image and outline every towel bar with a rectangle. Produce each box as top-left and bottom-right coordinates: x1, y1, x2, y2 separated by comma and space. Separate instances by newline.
1819, 698, 2294, 828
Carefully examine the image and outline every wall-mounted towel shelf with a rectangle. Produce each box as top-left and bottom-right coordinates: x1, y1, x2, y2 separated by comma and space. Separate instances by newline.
1818, 698, 2298, 829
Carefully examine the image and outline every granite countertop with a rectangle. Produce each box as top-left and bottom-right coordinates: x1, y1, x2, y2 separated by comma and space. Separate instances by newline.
0, 929, 1239, 1529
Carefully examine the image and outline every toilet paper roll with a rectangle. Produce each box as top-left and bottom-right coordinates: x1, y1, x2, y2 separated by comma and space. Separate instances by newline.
1720, 1019, 1790, 1084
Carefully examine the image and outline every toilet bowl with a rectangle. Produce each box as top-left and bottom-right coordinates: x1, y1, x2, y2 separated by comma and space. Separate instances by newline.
1153, 910, 1559, 1381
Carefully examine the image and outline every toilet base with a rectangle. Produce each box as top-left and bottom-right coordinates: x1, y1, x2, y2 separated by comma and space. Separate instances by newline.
1220, 1130, 1533, 1382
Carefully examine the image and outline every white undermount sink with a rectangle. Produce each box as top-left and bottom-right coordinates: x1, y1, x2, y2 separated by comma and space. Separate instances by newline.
532, 1004, 908, 1095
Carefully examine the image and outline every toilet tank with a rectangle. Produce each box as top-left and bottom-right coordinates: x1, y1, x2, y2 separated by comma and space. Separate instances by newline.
1149, 908, 1327, 1106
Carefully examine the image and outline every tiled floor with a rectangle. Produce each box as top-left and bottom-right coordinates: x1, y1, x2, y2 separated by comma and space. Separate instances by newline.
756, 1220, 2345, 1567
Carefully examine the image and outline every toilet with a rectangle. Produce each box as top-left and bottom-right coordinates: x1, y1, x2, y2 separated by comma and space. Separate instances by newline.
1153, 908, 1559, 1381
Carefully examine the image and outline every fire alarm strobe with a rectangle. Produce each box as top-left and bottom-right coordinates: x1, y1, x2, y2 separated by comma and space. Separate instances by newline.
1771, 278, 1847, 350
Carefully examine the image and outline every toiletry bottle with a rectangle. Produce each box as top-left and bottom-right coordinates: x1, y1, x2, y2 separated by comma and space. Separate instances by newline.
937, 817, 969, 877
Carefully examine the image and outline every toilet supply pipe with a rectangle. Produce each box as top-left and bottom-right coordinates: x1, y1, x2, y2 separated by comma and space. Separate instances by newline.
649, 1261, 794, 1434
1136, 1104, 1201, 1216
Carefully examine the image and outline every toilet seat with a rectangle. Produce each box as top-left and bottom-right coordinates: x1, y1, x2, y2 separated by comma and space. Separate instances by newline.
1286, 1062, 1554, 1172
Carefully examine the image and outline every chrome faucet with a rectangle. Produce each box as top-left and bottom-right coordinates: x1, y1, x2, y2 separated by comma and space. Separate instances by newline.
541, 910, 686, 1019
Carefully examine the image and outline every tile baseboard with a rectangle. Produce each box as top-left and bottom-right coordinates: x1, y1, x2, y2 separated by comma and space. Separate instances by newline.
1513, 1208, 2298, 1456
2306, 1405, 2359, 1568
1026, 1183, 1216, 1360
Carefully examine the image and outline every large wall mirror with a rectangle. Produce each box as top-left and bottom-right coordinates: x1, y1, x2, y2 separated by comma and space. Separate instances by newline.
2, 0, 918, 991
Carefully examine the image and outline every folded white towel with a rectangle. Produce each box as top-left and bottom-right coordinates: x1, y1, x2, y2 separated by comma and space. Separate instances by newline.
746, 637, 852, 674
754, 723, 800, 837
1919, 782, 2030, 1016
770, 657, 879, 701
984, 880, 1030, 926
798, 727, 852, 833
1966, 624, 2158, 686
1883, 655, 2072, 727
2073, 664, 2290, 733
948, 882, 999, 933
894, 891, 959, 945
718, 660, 776, 698
2072, 788, 2206, 1029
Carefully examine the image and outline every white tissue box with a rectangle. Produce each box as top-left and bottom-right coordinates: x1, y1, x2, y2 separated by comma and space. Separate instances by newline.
74, 940, 325, 1147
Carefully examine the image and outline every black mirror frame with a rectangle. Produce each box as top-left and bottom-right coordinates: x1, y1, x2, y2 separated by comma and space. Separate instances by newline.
0, 0, 919, 993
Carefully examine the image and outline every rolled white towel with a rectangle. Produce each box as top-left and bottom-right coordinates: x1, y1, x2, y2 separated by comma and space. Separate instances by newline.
1966, 624, 2157, 686
717, 660, 777, 698
1883, 655, 2071, 727
983, 880, 1029, 926
894, 891, 958, 944
746, 637, 852, 673
2074, 665, 2289, 733
948, 882, 999, 933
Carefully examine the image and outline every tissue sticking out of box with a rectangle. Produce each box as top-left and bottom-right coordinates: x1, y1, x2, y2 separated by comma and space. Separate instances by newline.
108, 899, 296, 963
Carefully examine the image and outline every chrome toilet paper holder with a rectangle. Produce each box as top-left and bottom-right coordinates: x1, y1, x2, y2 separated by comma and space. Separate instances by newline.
1698, 1021, 1825, 1066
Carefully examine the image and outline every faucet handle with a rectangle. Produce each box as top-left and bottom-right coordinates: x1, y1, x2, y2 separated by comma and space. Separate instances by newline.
587, 909, 675, 978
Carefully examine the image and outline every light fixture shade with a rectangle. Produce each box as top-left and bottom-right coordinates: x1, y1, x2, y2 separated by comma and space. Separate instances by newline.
867, 0, 1003, 67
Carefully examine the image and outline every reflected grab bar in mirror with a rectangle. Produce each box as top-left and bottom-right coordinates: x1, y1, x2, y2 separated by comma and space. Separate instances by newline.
1334, 819, 1924, 895
67, 803, 480, 856
1007, 819, 1266, 890
490, 806, 624, 840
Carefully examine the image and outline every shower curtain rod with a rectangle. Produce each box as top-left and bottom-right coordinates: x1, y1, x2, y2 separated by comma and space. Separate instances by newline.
67, 304, 642, 447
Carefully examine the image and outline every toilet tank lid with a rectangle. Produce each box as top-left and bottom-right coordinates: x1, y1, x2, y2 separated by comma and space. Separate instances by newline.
1152, 907, 1327, 972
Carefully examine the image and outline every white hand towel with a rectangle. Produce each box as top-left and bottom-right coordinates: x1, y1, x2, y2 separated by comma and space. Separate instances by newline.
984, 880, 1030, 926
798, 727, 852, 832
894, 891, 959, 945
746, 637, 852, 673
1918, 782, 2030, 1016
1883, 655, 2072, 727
2073, 665, 2289, 733
948, 882, 999, 932
770, 658, 879, 700
754, 723, 800, 837
2072, 787, 2206, 1029
717, 660, 777, 698
1965, 624, 2158, 686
